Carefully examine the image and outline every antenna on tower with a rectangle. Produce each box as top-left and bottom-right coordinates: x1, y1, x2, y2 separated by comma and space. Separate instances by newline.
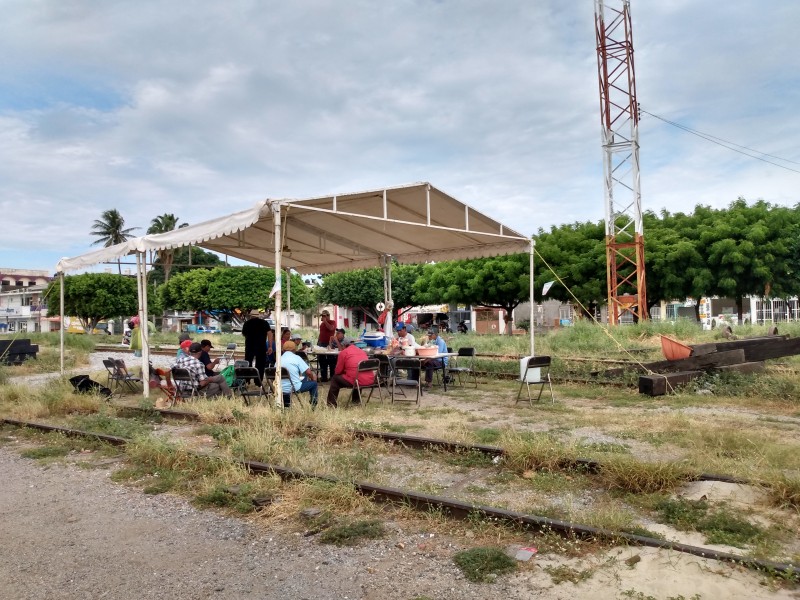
595, 0, 647, 324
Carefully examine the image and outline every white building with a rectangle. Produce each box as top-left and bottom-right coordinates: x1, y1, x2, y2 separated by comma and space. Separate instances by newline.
0, 269, 55, 333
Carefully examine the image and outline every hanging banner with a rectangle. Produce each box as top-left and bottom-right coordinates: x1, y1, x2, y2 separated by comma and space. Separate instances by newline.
542, 281, 555, 296
269, 279, 281, 298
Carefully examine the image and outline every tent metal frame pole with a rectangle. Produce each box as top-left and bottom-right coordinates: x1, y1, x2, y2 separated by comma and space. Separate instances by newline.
286, 269, 291, 329
59, 271, 65, 374
272, 203, 283, 405
137, 252, 150, 398
530, 240, 535, 357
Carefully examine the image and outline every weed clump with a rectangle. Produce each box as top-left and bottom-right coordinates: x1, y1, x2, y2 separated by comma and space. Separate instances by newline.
318, 519, 385, 546
654, 497, 765, 548
598, 456, 693, 494
453, 546, 516, 582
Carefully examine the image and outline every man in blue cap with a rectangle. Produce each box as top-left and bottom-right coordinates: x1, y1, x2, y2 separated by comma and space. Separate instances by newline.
394, 322, 418, 350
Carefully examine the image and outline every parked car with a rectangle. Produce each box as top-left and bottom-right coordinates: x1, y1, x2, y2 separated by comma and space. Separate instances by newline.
195, 325, 221, 334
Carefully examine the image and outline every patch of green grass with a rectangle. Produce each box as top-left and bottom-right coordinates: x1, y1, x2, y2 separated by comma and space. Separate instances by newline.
473, 428, 502, 444
578, 440, 630, 454
654, 498, 765, 548
142, 471, 180, 495
544, 564, 594, 585
766, 474, 800, 510
70, 413, 153, 439
194, 482, 269, 513
442, 449, 494, 468
453, 547, 516, 583
318, 519, 385, 546
21, 445, 70, 459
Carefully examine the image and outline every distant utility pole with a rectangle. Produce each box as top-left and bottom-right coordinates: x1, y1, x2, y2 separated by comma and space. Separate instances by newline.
595, 0, 647, 325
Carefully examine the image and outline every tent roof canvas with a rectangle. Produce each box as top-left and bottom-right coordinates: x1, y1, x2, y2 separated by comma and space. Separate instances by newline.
57, 182, 529, 274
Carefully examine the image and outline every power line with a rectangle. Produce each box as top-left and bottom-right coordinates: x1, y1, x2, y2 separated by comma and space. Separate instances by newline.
641, 109, 800, 175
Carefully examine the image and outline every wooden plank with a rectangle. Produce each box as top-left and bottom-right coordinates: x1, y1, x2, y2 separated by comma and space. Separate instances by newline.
714, 362, 765, 374
691, 335, 788, 357
643, 349, 746, 374
740, 337, 800, 362
639, 371, 703, 396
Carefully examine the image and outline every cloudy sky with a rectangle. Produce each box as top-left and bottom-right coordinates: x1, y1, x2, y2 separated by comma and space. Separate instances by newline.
2, 1, 798, 271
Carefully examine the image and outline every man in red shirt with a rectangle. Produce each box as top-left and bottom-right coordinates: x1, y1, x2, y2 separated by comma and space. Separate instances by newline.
325, 336, 374, 407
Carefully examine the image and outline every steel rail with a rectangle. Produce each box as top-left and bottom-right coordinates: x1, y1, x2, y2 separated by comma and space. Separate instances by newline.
102, 406, 755, 485
2, 417, 794, 577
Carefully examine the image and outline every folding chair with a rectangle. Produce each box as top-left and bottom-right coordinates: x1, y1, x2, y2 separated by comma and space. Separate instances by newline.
280, 367, 305, 408
515, 356, 554, 405
447, 347, 477, 388
222, 343, 237, 365
351, 359, 383, 406
102, 359, 123, 392
171, 367, 197, 402
113, 359, 143, 393
234, 364, 269, 405
391, 357, 423, 406
374, 354, 392, 388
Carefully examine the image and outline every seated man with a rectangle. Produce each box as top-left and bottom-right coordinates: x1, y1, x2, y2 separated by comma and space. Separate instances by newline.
421, 327, 449, 388
280, 340, 318, 408
198, 339, 220, 377
176, 339, 193, 358
174, 342, 233, 398
328, 328, 346, 350
393, 322, 418, 352
326, 336, 373, 407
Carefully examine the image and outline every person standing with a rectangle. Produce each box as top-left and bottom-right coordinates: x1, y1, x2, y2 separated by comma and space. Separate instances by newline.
242, 312, 271, 378
317, 309, 336, 382
326, 336, 373, 407
129, 316, 142, 358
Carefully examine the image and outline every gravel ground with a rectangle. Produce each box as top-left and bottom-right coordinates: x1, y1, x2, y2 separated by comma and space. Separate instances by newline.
0, 445, 548, 600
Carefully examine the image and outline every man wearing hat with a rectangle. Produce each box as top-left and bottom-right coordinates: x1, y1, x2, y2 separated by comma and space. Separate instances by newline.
394, 322, 418, 350
326, 336, 373, 407
177, 339, 193, 358
174, 342, 233, 398
420, 327, 449, 388
316, 309, 336, 382
198, 339, 220, 377
280, 340, 317, 408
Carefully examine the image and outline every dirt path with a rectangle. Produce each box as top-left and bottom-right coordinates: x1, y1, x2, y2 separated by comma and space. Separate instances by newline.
2, 444, 797, 600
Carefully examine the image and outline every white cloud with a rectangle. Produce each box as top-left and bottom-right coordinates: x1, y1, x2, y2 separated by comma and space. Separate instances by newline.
0, 1, 798, 270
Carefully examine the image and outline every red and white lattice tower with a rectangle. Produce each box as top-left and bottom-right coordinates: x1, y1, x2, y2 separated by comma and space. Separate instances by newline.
595, 0, 647, 324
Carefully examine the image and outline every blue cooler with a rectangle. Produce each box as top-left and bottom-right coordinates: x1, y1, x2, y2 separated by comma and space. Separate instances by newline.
362, 333, 387, 349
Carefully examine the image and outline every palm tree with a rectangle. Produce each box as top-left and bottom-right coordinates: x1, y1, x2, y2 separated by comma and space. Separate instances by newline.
90, 209, 138, 274
147, 213, 187, 283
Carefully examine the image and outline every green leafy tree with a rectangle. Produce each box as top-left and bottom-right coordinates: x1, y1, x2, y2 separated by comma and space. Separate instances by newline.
317, 264, 422, 324
90, 209, 139, 274
534, 221, 607, 319
146, 213, 187, 283
160, 267, 314, 327
698, 199, 800, 321
414, 255, 529, 335
46, 273, 138, 334
148, 246, 224, 287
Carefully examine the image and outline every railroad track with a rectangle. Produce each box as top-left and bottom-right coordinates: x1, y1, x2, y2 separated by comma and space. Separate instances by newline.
3, 416, 794, 578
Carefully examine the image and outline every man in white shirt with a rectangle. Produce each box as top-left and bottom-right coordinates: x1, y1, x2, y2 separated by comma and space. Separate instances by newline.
395, 322, 418, 349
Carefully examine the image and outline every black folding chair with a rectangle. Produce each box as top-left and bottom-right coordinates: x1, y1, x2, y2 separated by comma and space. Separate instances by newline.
171, 367, 197, 402
113, 359, 143, 393
280, 367, 305, 408
391, 357, 422, 406
234, 364, 269, 405
447, 347, 477, 388
515, 355, 554, 405
351, 359, 383, 406
102, 359, 123, 393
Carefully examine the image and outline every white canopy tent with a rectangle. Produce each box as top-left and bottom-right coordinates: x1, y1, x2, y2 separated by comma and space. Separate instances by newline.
56, 182, 534, 397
